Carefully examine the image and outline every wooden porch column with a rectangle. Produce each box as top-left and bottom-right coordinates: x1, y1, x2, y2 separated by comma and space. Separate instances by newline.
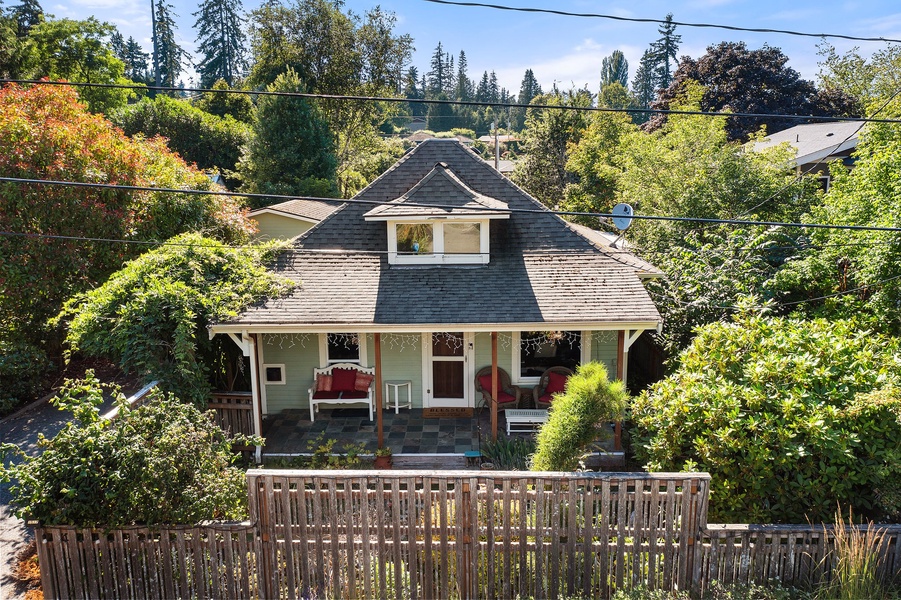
375, 332, 384, 448
491, 332, 498, 441
615, 330, 625, 452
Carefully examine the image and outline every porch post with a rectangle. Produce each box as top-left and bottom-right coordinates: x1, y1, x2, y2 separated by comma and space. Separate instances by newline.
375, 332, 384, 448
249, 333, 264, 463
491, 332, 498, 441
615, 330, 625, 452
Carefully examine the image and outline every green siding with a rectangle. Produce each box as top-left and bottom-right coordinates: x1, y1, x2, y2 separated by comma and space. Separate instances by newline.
376, 336, 425, 408
473, 332, 514, 376
252, 213, 315, 241
591, 332, 619, 379
259, 335, 320, 414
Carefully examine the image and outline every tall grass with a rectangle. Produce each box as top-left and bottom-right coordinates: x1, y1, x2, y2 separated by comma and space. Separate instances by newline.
817, 510, 886, 600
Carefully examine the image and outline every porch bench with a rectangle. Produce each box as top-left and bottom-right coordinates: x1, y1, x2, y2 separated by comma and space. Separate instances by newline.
505, 409, 549, 435
308, 363, 375, 422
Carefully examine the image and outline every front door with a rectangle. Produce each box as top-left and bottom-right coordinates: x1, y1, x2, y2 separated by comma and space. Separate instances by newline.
425, 332, 472, 408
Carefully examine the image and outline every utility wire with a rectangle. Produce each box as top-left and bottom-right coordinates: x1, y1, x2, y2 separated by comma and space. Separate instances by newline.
4, 79, 901, 124
422, 0, 901, 44
5, 175, 901, 233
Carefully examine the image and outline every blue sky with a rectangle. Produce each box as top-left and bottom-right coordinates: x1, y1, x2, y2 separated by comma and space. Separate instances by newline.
49, 0, 901, 94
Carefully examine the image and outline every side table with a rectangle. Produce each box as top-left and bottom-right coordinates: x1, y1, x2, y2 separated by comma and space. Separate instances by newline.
384, 380, 413, 413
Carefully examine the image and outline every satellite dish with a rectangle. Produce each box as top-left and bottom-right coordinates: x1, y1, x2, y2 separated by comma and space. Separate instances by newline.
611, 203, 634, 231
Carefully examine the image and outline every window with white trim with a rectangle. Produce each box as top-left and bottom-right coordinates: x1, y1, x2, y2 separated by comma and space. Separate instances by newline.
388, 219, 488, 265
513, 331, 585, 383
320, 333, 367, 366
263, 364, 286, 385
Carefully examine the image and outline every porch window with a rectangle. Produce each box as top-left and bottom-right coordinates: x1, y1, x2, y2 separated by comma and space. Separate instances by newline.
324, 333, 364, 365
517, 331, 582, 380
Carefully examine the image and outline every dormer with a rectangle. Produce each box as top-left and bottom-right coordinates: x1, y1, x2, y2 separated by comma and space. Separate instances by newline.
363, 163, 510, 265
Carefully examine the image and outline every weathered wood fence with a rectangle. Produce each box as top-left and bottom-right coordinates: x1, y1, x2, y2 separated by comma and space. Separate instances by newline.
209, 391, 254, 437
34, 470, 901, 599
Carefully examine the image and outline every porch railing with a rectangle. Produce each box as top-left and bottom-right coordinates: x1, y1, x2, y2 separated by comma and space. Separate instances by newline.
209, 391, 254, 438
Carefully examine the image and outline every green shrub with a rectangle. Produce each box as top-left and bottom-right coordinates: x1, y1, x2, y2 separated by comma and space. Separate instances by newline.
632, 314, 901, 523
0, 372, 253, 526
531, 362, 628, 471
481, 436, 535, 470
0, 338, 51, 415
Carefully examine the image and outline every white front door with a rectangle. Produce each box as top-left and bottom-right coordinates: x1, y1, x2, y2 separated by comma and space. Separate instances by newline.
424, 332, 473, 408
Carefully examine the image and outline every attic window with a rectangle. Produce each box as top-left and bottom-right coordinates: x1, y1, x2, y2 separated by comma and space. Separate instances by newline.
389, 220, 488, 265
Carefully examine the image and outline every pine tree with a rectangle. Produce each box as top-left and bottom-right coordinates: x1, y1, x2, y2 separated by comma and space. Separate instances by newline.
475, 70, 490, 103
649, 13, 681, 90
631, 49, 657, 121
10, 0, 41, 35
600, 50, 629, 88
403, 66, 426, 117
152, 0, 189, 89
454, 50, 472, 101
427, 41, 447, 97
193, 0, 247, 87
488, 71, 499, 104
123, 37, 150, 82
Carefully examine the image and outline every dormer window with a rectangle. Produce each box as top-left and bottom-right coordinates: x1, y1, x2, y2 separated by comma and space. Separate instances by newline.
390, 220, 487, 264
364, 162, 510, 266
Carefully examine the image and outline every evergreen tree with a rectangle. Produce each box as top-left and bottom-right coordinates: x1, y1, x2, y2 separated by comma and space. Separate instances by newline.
403, 65, 426, 117
111, 32, 150, 83
600, 49, 629, 88
152, 0, 189, 89
426, 92, 454, 131
10, 0, 41, 35
488, 71, 500, 103
427, 41, 447, 97
475, 70, 490, 103
237, 68, 338, 205
649, 13, 681, 90
631, 49, 657, 123
511, 68, 542, 130
454, 50, 473, 101
193, 0, 247, 87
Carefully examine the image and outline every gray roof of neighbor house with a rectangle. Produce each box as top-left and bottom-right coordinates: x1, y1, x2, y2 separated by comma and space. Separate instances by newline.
752, 121, 862, 167
248, 199, 339, 223
218, 140, 661, 330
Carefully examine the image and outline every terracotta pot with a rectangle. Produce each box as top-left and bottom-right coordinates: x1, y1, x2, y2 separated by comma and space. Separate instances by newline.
374, 456, 393, 469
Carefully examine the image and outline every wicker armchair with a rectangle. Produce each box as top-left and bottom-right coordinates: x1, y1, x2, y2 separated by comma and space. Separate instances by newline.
475, 366, 524, 412
533, 366, 574, 409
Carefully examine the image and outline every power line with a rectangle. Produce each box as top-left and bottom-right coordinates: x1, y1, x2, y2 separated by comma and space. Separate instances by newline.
5, 175, 901, 233
422, 0, 901, 44
5, 79, 901, 124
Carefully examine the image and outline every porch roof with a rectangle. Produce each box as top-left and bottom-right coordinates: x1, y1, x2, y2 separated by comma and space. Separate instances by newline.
216, 140, 662, 332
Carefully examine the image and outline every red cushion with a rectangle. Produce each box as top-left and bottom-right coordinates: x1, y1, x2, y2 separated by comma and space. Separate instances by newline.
497, 391, 517, 404
316, 374, 333, 392
545, 371, 568, 395
312, 390, 341, 400
341, 390, 369, 400
538, 393, 554, 405
479, 374, 496, 392
354, 372, 374, 391
332, 368, 357, 392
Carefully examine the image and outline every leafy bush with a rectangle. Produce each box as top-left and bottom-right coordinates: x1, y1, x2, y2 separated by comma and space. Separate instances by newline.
0, 373, 252, 526
0, 338, 51, 415
481, 436, 535, 470
55, 234, 293, 404
531, 362, 628, 471
632, 314, 901, 523
111, 95, 250, 175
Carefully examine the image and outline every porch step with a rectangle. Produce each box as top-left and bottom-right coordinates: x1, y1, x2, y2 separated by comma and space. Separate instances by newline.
393, 454, 471, 470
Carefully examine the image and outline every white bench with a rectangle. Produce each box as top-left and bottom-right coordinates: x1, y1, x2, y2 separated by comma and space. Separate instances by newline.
308, 363, 375, 422
505, 409, 549, 434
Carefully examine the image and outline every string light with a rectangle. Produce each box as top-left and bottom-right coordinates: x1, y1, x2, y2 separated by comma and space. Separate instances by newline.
264, 333, 311, 349
519, 331, 581, 354
384, 333, 420, 352
432, 332, 465, 350
327, 333, 360, 350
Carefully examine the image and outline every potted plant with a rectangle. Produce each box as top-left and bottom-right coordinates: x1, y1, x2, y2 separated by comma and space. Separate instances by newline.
373, 446, 393, 469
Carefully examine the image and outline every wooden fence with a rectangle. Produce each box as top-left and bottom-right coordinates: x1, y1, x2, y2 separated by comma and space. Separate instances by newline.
698, 523, 901, 592
248, 470, 710, 599
209, 391, 254, 437
34, 470, 901, 599
35, 523, 258, 600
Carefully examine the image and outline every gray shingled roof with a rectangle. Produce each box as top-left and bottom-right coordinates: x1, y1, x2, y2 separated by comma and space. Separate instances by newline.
249, 198, 339, 222
565, 222, 663, 279
220, 140, 661, 329
363, 163, 509, 219
752, 121, 862, 166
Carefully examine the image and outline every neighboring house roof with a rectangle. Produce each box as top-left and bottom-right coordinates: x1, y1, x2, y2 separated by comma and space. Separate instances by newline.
496, 159, 516, 174
219, 140, 661, 330
752, 121, 862, 167
478, 134, 520, 144
363, 163, 509, 219
565, 222, 664, 279
248, 199, 340, 223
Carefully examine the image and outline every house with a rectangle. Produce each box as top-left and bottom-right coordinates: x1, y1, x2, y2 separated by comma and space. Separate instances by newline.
752, 121, 862, 191
248, 199, 339, 240
211, 140, 662, 457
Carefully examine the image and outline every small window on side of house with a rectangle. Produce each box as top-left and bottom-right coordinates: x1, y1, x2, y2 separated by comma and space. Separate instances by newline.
264, 364, 286, 385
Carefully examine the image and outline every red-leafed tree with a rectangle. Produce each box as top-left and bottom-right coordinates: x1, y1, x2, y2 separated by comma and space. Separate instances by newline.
0, 82, 254, 355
